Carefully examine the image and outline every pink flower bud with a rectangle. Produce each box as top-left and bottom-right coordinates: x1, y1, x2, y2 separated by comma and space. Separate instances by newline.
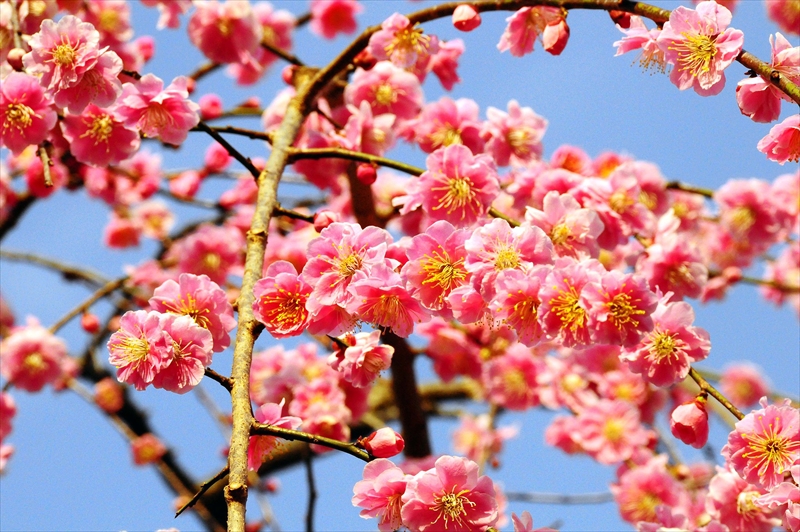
722, 266, 743, 283
363, 427, 405, 458
94, 377, 124, 414
134, 36, 156, 63
670, 396, 709, 449
185, 77, 196, 95
356, 163, 378, 185
198, 94, 223, 120
204, 142, 232, 174
313, 210, 340, 233
131, 433, 167, 465
352, 48, 377, 70
240, 96, 261, 109
80, 312, 101, 334
6, 48, 25, 71
281, 65, 297, 85
608, 10, 631, 29
543, 18, 570, 56
452, 5, 481, 32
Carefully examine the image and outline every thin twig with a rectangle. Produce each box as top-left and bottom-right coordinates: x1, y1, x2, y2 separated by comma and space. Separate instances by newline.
261, 41, 304, 67
0, 249, 110, 286
689, 367, 744, 420
38, 144, 53, 188
304, 447, 317, 532
49, 278, 125, 334
666, 181, 714, 198
0, 193, 36, 242
286, 147, 423, 176
204, 367, 234, 392
189, 61, 222, 81
194, 121, 260, 178
250, 423, 371, 462
176, 465, 229, 517
202, 125, 273, 143
274, 204, 314, 223
505, 491, 615, 504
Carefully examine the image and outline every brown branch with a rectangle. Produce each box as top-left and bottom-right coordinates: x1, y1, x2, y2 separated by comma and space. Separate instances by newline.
250, 423, 371, 462
38, 144, 53, 188
204, 367, 234, 392
189, 62, 222, 82
193, 121, 260, 179
0, 249, 110, 286
666, 181, 714, 198
274, 203, 314, 223
49, 278, 125, 334
176, 465, 229, 517
688, 367, 744, 420
202, 125, 273, 143
287, 147, 424, 176
0, 193, 36, 242
261, 41, 305, 67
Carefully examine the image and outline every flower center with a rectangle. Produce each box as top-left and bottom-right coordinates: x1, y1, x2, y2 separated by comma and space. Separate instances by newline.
431, 489, 474, 529
336, 252, 363, 277
4, 103, 35, 132
81, 113, 115, 145
550, 223, 571, 246
120, 335, 149, 366
421, 249, 467, 292
741, 418, 800, 477
217, 18, 232, 36
607, 292, 644, 328
729, 206, 755, 234
430, 125, 463, 149
202, 252, 222, 272
494, 246, 520, 270
736, 490, 761, 517
672, 32, 718, 77
431, 176, 478, 218
52, 43, 77, 67
23, 352, 46, 373
143, 104, 174, 133
602, 418, 625, 443
373, 83, 397, 106
267, 293, 307, 331
550, 284, 586, 332
163, 295, 212, 330
384, 25, 430, 60
507, 127, 533, 156
609, 190, 634, 214
648, 330, 677, 361
785, 128, 800, 163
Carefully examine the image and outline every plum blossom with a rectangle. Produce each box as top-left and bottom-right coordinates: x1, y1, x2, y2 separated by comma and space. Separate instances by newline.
248, 400, 302, 471
400, 455, 498, 532
167, 224, 244, 285
363, 428, 405, 458
187, 0, 262, 65
512, 511, 556, 532
706, 466, 778, 532
482, 343, 542, 410
310, 0, 362, 39
670, 395, 710, 449
582, 270, 658, 347
107, 310, 171, 391
114, 74, 200, 145
369, 13, 437, 69
758, 114, 800, 164
656, 1, 744, 96
737, 33, 800, 122
720, 364, 771, 408
394, 144, 500, 227
403, 97, 484, 155
483, 100, 548, 167
61, 104, 140, 166
453, 5, 481, 32
0, 73, 58, 155
525, 191, 603, 260
611, 455, 687, 524
140, 0, 192, 30
352, 459, 409, 532
0, 318, 68, 392
131, 433, 166, 465
253, 261, 312, 339
573, 399, 654, 464
722, 397, 800, 490
152, 314, 213, 394
345, 62, 423, 121
1, 392, 16, 442
453, 413, 518, 466
497, 6, 565, 57
327, 330, 394, 387
228, 3, 295, 85
613, 16, 668, 74
489, 267, 549, 347
429, 39, 465, 91
766, 0, 800, 36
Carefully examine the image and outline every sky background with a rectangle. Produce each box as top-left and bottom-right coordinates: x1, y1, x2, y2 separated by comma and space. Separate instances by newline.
1, 1, 798, 532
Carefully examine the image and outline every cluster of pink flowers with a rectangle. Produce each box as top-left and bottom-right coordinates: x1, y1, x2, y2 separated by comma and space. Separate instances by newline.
107, 274, 234, 393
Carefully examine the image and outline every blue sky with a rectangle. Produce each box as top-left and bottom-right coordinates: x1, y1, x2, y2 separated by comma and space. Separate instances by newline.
1, 1, 798, 531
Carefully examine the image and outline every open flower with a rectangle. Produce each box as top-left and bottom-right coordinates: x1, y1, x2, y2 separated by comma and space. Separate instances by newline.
0, 73, 58, 155
107, 310, 171, 391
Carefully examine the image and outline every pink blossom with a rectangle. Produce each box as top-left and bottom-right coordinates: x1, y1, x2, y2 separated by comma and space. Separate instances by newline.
453, 413, 518, 466
706, 466, 778, 532
762, 242, 800, 313
82, 0, 133, 46
132, 201, 175, 240
22, 15, 123, 112
103, 210, 140, 249
248, 400, 302, 470
24, 155, 68, 198
722, 397, 800, 490
497, 6, 565, 57
613, 16, 668, 74
203, 142, 231, 174
187, 0, 262, 65
169, 169, 204, 200
131, 433, 166, 465
400, 455, 498, 532
417, 318, 482, 382
166, 224, 244, 285
758, 114, 800, 164
737, 33, 800, 122
114, 74, 200, 145
344, 62, 423, 121
61, 104, 140, 166
483, 343, 542, 410
343, 101, 396, 156
198, 94, 223, 120
656, 1, 744, 96
755, 464, 800, 532
253, 261, 312, 339
348, 264, 430, 338
0, 72, 58, 155
670, 395, 709, 449
0, 392, 16, 442
766, 0, 800, 37
227, 3, 295, 85
429, 39, 465, 91
720, 363, 771, 408
140, 0, 192, 30
542, 18, 570, 55
328, 330, 394, 387
83, 149, 162, 206
149, 273, 236, 353
369, 13, 437, 69
352, 459, 409, 532
0, 318, 67, 392
621, 293, 710, 387
94, 377, 124, 414
107, 310, 171, 391
512, 511, 557, 532
151, 314, 213, 394
489, 268, 549, 347
395, 144, 500, 227
611, 455, 687, 524
716, 178, 789, 245
404, 97, 484, 155
453, 5, 481, 32
525, 191, 603, 260
582, 270, 658, 347
574, 399, 654, 464
0, 444, 12, 473
310, 0, 362, 40
363, 427, 405, 458
483, 100, 548, 167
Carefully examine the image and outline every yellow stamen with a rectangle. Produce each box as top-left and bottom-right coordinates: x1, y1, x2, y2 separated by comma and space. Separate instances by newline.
550, 223, 571, 246
670, 32, 718, 78
421, 249, 466, 293
550, 283, 586, 332
648, 330, 678, 361
52, 42, 77, 67
23, 352, 46, 373
4, 103, 36, 133
494, 246, 520, 270
80, 113, 114, 148
374, 83, 396, 106
430, 176, 478, 218
430, 489, 475, 529
606, 292, 645, 328
384, 24, 429, 60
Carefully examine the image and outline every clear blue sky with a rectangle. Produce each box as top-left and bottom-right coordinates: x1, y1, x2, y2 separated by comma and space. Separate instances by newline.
1, 2, 798, 531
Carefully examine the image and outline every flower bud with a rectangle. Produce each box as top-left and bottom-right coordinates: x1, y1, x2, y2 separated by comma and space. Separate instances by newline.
670, 395, 709, 449
356, 163, 378, 185
95, 377, 124, 414
198, 94, 223, 120
543, 18, 570, 56
80, 312, 101, 334
452, 5, 481, 32
608, 10, 631, 29
313, 210, 340, 232
363, 427, 405, 458
131, 433, 167, 465
6, 48, 25, 71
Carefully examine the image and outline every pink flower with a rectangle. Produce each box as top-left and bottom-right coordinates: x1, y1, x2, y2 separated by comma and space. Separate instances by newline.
621, 293, 710, 387
114, 74, 200, 145
483, 343, 542, 410
722, 397, 800, 490
417, 318, 482, 382
140, 0, 192, 30
133, 201, 174, 240
755, 465, 800, 532
187, 0, 262, 65
512, 511, 557, 532
328, 330, 394, 388
400, 455, 498, 532
395, 145, 500, 227
107, 310, 171, 391
720, 364, 771, 408
131, 433, 166, 465
525, 191, 603, 260
737, 33, 800, 122
0, 72, 58, 155
766, 0, 800, 37
345, 62, 423, 121
151, 314, 213, 394
352, 459, 409, 532
369, 13, 437, 69
706, 466, 777, 532
0, 319, 67, 392
227, 3, 295, 85
453, 413, 518, 466
363, 427, 405, 458
343, 101, 396, 156
483, 100, 548, 167
248, 400, 302, 471
611, 455, 687, 524
453, 5, 481, 32
497, 6, 565, 57
103, 210, 141, 249
670, 395, 709, 449
310, 0, 362, 39
61, 104, 140, 166
613, 16, 668, 74
94, 377, 124, 414
253, 261, 312, 339
582, 270, 658, 347
149, 273, 236, 353
198, 94, 223, 120
574, 399, 654, 464
429, 38, 465, 91
489, 268, 549, 347
542, 18, 570, 56
22, 15, 123, 112
758, 114, 800, 164
716, 178, 790, 245
656, 1, 744, 96
166, 224, 244, 285
404, 97, 484, 155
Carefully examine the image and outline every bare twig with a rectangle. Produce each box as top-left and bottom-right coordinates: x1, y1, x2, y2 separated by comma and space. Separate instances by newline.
176, 465, 229, 518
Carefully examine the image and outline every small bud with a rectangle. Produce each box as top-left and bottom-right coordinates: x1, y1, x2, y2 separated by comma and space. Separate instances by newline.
80, 312, 101, 334
240, 96, 261, 109
363, 427, 405, 458
245, 522, 263, 532
452, 5, 481, 32
6, 48, 25, 71
543, 19, 570, 56
131, 433, 167, 465
356, 163, 378, 186
670, 395, 709, 449
313, 210, 340, 233
185, 77, 196, 95
722, 266, 743, 283
608, 10, 631, 29
281, 65, 297, 85
352, 49, 377, 71
95, 377, 124, 414
198, 94, 223, 120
